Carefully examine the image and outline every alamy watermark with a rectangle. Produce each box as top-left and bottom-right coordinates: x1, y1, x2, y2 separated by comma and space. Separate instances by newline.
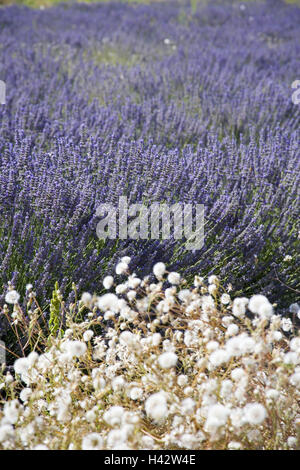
96, 197, 204, 250
0, 340, 6, 365
291, 80, 300, 105
0, 80, 6, 105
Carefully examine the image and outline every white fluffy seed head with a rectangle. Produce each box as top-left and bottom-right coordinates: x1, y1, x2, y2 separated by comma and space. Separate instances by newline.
231, 368, 246, 382
167, 272, 181, 285
5, 290, 20, 305
228, 441, 242, 450
145, 392, 168, 423
112, 376, 126, 392
208, 275, 218, 285
243, 403, 267, 425
206, 340, 219, 352
119, 331, 139, 348
103, 406, 125, 427
287, 436, 297, 448
290, 337, 300, 353
248, 295, 273, 319
158, 351, 178, 369
194, 275, 204, 287
151, 333, 162, 347
128, 276, 141, 289
227, 324, 239, 336
106, 427, 130, 449
208, 284, 217, 295
181, 398, 195, 414
115, 283, 128, 294
209, 349, 230, 368
20, 388, 32, 403
127, 290, 136, 301
272, 330, 282, 342
153, 262, 166, 279
232, 297, 249, 318
62, 340, 87, 358
97, 293, 120, 313
14, 357, 30, 375
129, 387, 143, 400
178, 289, 193, 303
281, 318, 293, 332
82, 433, 103, 450
103, 276, 114, 290
205, 404, 230, 432
177, 374, 188, 386
115, 262, 129, 275
83, 330, 94, 342
289, 372, 300, 388
221, 293, 231, 305
81, 292, 92, 304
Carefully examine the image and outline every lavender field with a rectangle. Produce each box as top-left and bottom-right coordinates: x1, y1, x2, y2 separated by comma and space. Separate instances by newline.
0, 0, 299, 451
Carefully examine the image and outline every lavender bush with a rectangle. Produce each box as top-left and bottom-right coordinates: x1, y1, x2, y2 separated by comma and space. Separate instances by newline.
0, 0, 299, 323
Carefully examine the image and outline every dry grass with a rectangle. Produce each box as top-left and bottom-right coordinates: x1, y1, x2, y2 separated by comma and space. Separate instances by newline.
0, 260, 299, 450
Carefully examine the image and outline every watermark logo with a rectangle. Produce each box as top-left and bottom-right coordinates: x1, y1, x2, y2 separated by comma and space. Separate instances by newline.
0, 80, 6, 105
0, 340, 6, 365
291, 80, 300, 105
96, 197, 204, 250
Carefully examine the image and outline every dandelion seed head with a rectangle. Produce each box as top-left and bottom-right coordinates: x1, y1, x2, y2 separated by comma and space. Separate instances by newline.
62, 340, 87, 358
112, 376, 126, 392
167, 272, 181, 285
103, 275, 114, 290
115, 262, 128, 275
129, 387, 143, 400
20, 388, 32, 403
83, 330, 94, 342
82, 433, 103, 450
243, 403, 267, 425
81, 292, 92, 304
103, 406, 125, 427
181, 398, 195, 414
281, 317, 293, 332
5, 290, 20, 305
153, 262, 166, 279
221, 293, 231, 305
158, 352, 178, 369
145, 392, 168, 423
205, 404, 230, 432
248, 295, 273, 319
0, 424, 15, 443
97, 293, 120, 313
232, 297, 249, 318
226, 323, 239, 336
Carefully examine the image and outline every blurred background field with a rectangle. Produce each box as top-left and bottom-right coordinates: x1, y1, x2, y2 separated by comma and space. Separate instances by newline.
1, 0, 300, 8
